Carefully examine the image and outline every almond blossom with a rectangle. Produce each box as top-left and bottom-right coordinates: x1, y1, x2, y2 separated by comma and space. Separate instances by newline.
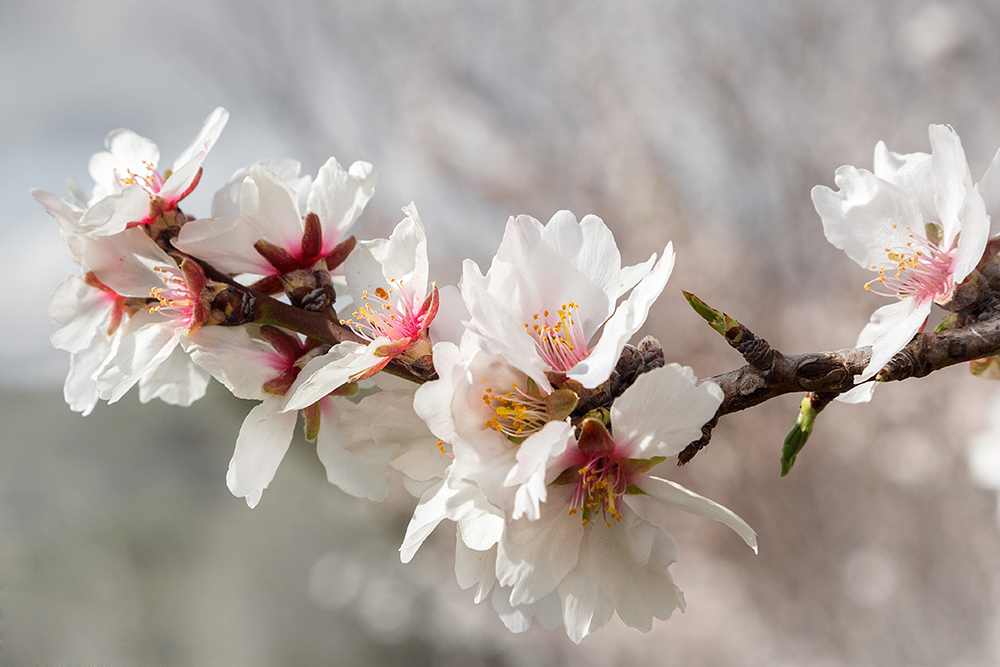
184, 326, 451, 506
461, 211, 674, 391
183, 324, 327, 507
174, 158, 374, 286
75, 107, 229, 236
282, 204, 439, 410
406, 333, 576, 524
812, 125, 990, 402
34, 189, 209, 412
404, 362, 755, 642
83, 228, 212, 404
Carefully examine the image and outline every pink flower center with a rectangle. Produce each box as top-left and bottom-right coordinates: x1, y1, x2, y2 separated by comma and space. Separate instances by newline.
341, 280, 428, 343
481, 382, 549, 437
865, 226, 956, 302
148, 266, 202, 332
115, 160, 166, 197
523, 302, 590, 372
569, 454, 627, 527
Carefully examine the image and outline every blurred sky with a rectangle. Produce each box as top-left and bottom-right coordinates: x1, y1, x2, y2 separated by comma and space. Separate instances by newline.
7, 1, 1000, 665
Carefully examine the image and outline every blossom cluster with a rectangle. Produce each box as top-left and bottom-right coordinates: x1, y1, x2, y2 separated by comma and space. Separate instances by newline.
34, 108, 759, 642
43, 111, 997, 643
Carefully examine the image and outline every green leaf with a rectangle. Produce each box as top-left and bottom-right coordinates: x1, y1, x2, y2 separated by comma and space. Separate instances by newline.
781, 396, 818, 477
934, 313, 958, 333
682, 291, 742, 340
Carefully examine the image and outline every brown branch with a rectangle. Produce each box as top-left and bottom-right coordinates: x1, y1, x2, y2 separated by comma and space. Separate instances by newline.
676, 310, 1000, 464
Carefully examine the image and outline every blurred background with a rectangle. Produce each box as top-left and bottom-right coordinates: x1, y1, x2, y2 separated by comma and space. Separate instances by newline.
5, 0, 1000, 664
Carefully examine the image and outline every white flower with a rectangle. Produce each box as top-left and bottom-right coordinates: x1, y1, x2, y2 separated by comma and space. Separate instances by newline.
185, 326, 449, 506
488, 364, 756, 642
76, 107, 229, 236
35, 191, 207, 412
812, 125, 990, 402
461, 211, 674, 391
407, 333, 577, 524
175, 158, 375, 279
282, 204, 439, 410
84, 228, 211, 404
404, 362, 755, 643
330, 375, 453, 500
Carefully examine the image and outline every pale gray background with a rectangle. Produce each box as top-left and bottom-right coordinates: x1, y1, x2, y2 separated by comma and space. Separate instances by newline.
5, 1, 1000, 665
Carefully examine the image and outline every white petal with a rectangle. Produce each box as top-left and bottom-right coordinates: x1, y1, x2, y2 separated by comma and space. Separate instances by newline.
76, 186, 152, 236
347, 205, 428, 303
496, 490, 583, 606
137, 346, 209, 406
950, 183, 990, 286
504, 420, 574, 521
460, 258, 551, 391
282, 340, 382, 412
227, 398, 297, 508
632, 476, 757, 552
812, 167, 923, 270
412, 342, 463, 444
929, 124, 974, 246
612, 363, 723, 458
49, 275, 113, 353
242, 165, 304, 254
428, 284, 469, 347
491, 585, 564, 634
837, 382, 876, 404
96, 321, 182, 404
373, 390, 451, 483
872, 140, 936, 223
63, 332, 116, 416
399, 469, 503, 563
308, 158, 376, 252
31, 188, 84, 256
494, 214, 545, 271
855, 298, 930, 382
170, 107, 229, 173
317, 397, 391, 501
212, 158, 310, 219
541, 211, 621, 302
616, 254, 657, 299
175, 216, 275, 276
83, 227, 175, 297
558, 508, 683, 642
568, 243, 674, 388
458, 507, 506, 552
182, 325, 280, 400
455, 539, 497, 603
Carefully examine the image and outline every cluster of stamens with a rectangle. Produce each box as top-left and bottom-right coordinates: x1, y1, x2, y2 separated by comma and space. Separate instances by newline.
864, 224, 955, 300
148, 266, 200, 331
569, 455, 626, 527
341, 280, 422, 342
523, 302, 590, 372
115, 160, 165, 196
481, 383, 549, 437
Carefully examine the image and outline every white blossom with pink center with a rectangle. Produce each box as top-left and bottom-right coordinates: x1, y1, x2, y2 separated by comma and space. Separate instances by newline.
282, 204, 439, 411
34, 189, 208, 412
184, 327, 452, 507
813, 125, 990, 402
75, 107, 229, 236
460, 211, 674, 392
494, 364, 754, 642
405, 362, 755, 642
174, 157, 375, 279
82, 228, 211, 404
398, 330, 578, 553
